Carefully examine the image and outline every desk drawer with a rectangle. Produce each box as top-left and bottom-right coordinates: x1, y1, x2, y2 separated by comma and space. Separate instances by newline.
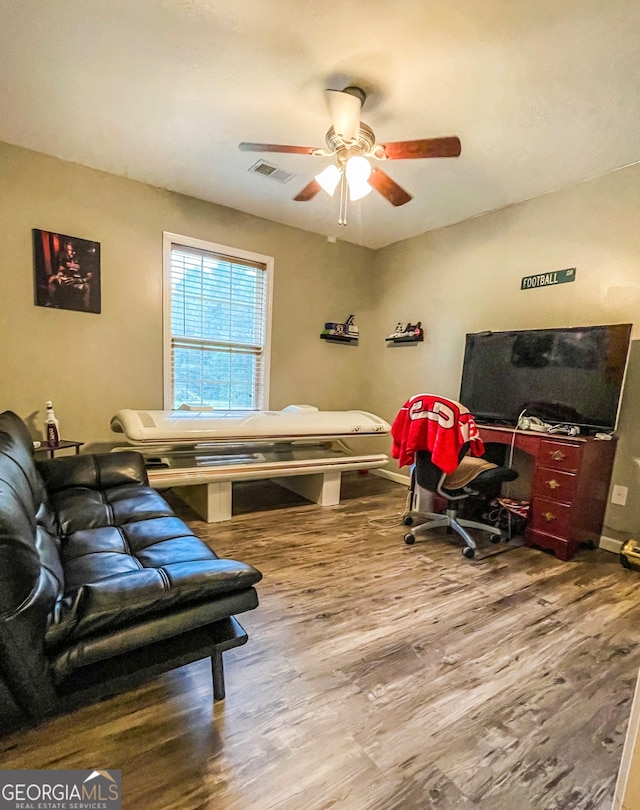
530, 496, 572, 538
525, 528, 577, 561
532, 466, 577, 504
539, 440, 581, 472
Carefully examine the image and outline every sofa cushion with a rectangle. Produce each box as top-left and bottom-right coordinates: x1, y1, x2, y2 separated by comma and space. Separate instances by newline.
49, 483, 175, 535
50, 588, 259, 685
36, 450, 173, 535
37, 451, 148, 492
0, 412, 53, 522
0, 482, 63, 616
62, 516, 216, 586
0, 412, 65, 717
45, 514, 262, 650
0, 413, 63, 606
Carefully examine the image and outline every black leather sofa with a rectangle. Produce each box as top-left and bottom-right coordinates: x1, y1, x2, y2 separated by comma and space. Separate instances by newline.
0, 410, 262, 732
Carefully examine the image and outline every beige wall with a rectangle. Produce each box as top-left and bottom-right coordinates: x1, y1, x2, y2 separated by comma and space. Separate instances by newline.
368, 163, 640, 539
2, 140, 640, 536
0, 141, 378, 450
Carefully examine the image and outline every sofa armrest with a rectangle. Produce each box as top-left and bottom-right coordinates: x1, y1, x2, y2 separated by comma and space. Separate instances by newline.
37, 451, 149, 493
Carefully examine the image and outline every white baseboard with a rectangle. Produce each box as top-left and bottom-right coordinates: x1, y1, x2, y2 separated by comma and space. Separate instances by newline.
599, 535, 624, 554
371, 468, 410, 486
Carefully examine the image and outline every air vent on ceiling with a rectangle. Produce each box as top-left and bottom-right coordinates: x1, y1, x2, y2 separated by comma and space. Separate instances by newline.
249, 160, 294, 184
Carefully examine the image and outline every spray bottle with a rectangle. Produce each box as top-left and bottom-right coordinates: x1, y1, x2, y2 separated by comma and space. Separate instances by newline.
45, 401, 60, 447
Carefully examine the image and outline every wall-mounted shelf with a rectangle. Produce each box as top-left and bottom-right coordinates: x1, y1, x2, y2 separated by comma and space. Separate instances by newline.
320, 333, 358, 343
321, 314, 359, 343
386, 321, 423, 344
385, 334, 424, 344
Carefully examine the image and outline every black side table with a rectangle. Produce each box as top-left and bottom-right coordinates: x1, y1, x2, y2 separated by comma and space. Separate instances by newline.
35, 440, 84, 459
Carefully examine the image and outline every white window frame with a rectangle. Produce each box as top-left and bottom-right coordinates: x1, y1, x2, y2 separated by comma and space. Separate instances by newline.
163, 232, 273, 411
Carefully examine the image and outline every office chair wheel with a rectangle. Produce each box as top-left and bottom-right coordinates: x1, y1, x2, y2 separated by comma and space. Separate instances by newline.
489, 534, 502, 544
462, 546, 475, 559
404, 533, 416, 545
402, 515, 414, 526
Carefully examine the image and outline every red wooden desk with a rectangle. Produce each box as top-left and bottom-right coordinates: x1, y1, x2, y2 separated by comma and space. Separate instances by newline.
478, 425, 617, 561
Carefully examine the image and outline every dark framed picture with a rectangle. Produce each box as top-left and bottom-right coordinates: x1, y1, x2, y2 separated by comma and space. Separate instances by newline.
33, 229, 101, 313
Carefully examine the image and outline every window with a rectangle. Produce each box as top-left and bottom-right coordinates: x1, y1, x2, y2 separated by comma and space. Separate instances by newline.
163, 233, 272, 411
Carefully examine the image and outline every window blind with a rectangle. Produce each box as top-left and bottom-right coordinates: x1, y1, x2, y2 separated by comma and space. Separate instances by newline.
169, 243, 268, 411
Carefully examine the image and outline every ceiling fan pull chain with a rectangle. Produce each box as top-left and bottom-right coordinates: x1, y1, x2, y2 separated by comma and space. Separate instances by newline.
338, 171, 348, 226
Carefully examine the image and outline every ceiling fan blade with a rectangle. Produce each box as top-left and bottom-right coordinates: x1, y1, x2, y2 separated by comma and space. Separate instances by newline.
368, 169, 413, 207
325, 89, 363, 142
294, 179, 322, 202
380, 136, 461, 160
239, 142, 319, 155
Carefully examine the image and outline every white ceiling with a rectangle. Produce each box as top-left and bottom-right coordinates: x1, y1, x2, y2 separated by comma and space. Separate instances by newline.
1, 0, 640, 250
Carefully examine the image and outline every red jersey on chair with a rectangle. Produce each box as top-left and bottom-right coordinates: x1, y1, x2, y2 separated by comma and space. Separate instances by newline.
391, 393, 485, 474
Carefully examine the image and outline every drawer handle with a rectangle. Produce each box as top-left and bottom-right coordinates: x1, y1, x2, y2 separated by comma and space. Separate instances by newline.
545, 479, 560, 490
550, 451, 566, 462
542, 512, 557, 522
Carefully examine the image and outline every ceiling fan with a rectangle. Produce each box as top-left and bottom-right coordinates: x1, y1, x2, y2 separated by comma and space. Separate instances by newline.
239, 86, 461, 226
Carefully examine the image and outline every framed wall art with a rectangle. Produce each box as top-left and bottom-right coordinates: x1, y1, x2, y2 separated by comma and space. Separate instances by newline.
33, 229, 101, 313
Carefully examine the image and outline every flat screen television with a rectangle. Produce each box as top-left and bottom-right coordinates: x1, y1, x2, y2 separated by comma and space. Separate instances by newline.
459, 323, 632, 433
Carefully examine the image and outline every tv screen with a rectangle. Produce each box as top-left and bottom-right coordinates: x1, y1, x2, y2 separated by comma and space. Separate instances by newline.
459, 324, 632, 433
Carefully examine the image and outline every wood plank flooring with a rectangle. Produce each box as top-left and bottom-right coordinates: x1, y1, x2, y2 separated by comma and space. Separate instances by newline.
2, 473, 640, 809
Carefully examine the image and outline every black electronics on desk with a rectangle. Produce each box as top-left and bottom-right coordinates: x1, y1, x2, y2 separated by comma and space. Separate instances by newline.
459, 323, 632, 434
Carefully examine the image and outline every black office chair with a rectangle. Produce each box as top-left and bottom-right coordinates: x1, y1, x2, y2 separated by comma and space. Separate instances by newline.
403, 445, 518, 558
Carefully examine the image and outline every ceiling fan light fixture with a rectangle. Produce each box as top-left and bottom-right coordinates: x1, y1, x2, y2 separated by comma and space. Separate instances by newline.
345, 155, 373, 201
315, 164, 341, 196
240, 87, 460, 220
348, 179, 372, 201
